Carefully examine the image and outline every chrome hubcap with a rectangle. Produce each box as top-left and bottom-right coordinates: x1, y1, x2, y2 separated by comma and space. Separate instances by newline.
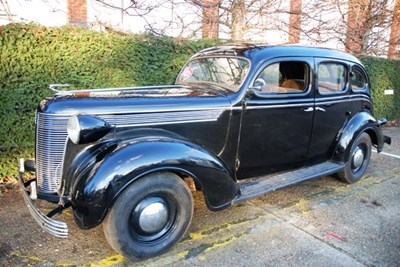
352, 146, 364, 170
137, 200, 169, 234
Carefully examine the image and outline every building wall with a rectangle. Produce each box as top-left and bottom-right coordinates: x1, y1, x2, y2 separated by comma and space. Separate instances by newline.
0, 0, 67, 26
68, 0, 87, 26
202, 0, 219, 38
0, 0, 397, 58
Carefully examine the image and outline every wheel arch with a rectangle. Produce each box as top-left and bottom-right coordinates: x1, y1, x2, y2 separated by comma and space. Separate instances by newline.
70, 137, 239, 229
333, 111, 384, 163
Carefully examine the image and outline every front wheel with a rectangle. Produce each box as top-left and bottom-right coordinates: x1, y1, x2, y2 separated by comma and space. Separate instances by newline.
103, 172, 193, 260
337, 132, 372, 184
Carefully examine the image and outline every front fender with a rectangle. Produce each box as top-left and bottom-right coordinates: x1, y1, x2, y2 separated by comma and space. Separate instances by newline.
70, 137, 238, 229
333, 111, 384, 162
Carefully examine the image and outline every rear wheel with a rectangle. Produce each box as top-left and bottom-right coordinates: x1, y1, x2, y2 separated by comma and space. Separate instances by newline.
337, 132, 372, 184
103, 172, 193, 260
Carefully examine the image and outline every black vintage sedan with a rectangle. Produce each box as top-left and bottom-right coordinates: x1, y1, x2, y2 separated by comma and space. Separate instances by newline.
19, 44, 391, 260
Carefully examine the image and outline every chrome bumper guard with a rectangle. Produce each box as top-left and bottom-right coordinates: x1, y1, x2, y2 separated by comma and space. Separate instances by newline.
18, 158, 69, 238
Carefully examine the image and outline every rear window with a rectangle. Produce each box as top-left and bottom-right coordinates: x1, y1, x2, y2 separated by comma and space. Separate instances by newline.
351, 66, 367, 91
318, 62, 347, 94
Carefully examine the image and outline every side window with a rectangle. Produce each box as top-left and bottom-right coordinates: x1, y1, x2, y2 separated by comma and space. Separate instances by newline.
253, 61, 309, 94
351, 66, 367, 91
318, 62, 347, 94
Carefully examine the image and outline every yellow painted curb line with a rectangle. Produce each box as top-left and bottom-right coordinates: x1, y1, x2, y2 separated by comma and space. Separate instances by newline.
89, 254, 125, 267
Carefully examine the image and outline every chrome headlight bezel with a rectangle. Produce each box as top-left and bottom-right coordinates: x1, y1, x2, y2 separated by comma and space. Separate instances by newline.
67, 115, 81, 144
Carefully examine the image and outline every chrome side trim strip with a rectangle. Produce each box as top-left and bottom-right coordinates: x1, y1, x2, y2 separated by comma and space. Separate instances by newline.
41, 106, 234, 116
100, 109, 224, 127
245, 96, 371, 110
246, 98, 314, 106
246, 102, 312, 110
315, 94, 370, 103
113, 119, 221, 128
316, 98, 371, 106
315, 94, 369, 101
54, 84, 182, 96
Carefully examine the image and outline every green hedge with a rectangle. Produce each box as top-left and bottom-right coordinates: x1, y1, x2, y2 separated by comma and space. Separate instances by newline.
0, 23, 220, 179
0, 24, 399, 181
360, 56, 400, 119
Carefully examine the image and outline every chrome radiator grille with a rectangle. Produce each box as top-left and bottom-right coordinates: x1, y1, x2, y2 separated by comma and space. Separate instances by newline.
36, 113, 70, 193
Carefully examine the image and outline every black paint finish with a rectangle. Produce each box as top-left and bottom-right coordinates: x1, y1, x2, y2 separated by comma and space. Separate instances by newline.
31, 44, 388, 229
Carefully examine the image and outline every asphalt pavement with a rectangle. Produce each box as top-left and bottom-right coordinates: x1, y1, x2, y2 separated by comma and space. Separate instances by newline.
0, 127, 399, 266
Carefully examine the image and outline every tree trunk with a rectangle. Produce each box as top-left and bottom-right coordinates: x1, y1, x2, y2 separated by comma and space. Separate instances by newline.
388, 0, 400, 59
231, 0, 245, 41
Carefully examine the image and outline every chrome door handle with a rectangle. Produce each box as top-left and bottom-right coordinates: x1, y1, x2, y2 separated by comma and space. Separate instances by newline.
303, 107, 314, 112
315, 107, 326, 112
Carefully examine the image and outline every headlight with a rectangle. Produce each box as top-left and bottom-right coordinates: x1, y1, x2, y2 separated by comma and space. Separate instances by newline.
67, 115, 81, 144
67, 115, 112, 145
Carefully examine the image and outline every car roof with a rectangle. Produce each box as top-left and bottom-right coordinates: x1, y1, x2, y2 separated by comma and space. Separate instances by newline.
193, 43, 362, 65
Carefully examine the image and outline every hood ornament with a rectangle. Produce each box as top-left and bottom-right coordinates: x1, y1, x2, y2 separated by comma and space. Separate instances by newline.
49, 84, 71, 93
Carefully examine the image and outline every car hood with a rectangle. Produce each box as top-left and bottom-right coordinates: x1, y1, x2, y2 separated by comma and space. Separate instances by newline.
39, 83, 232, 115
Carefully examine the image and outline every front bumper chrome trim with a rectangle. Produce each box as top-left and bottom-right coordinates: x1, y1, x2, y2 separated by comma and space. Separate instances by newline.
18, 158, 69, 238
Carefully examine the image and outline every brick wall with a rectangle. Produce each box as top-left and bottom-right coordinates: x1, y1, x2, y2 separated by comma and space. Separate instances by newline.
202, 0, 219, 38
67, 0, 87, 26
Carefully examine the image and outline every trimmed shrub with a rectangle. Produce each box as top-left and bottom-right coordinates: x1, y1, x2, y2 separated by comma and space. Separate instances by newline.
0, 23, 220, 179
360, 56, 400, 120
1, 23, 399, 181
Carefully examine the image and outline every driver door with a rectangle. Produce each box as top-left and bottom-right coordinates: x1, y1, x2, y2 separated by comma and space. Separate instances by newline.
237, 57, 315, 179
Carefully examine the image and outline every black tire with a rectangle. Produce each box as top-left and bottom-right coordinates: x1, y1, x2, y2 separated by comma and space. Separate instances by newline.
337, 132, 372, 184
103, 172, 193, 260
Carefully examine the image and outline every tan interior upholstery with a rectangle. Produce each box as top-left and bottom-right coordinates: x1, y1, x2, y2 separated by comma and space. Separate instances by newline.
281, 79, 303, 90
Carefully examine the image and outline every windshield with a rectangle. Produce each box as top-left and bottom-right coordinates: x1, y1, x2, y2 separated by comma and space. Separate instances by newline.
176, 57, 250, 92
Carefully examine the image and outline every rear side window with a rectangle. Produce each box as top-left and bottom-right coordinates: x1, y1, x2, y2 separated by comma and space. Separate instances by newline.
351, 66, 367, 91
318, 62, 347, 94
253, 61, 309, 95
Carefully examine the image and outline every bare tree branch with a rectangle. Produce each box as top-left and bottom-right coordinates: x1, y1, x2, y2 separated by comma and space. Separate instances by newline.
0, 0, 15, 21
95, 0, 397, 55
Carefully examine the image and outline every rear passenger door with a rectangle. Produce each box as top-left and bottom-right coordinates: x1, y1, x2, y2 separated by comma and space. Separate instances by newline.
308, 58, 351, 163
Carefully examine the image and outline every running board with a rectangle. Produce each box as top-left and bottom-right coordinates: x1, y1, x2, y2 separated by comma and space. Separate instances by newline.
233, 162, 344, 204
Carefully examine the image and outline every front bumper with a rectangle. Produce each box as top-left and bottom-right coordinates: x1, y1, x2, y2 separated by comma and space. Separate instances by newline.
18, 158, 69, 238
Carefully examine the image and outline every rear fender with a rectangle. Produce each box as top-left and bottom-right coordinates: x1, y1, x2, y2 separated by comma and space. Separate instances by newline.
70, 137, 238, 229
333, 111, 384, 162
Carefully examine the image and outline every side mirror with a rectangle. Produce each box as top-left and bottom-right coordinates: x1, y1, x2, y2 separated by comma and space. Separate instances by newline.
248, 78, 266, 93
